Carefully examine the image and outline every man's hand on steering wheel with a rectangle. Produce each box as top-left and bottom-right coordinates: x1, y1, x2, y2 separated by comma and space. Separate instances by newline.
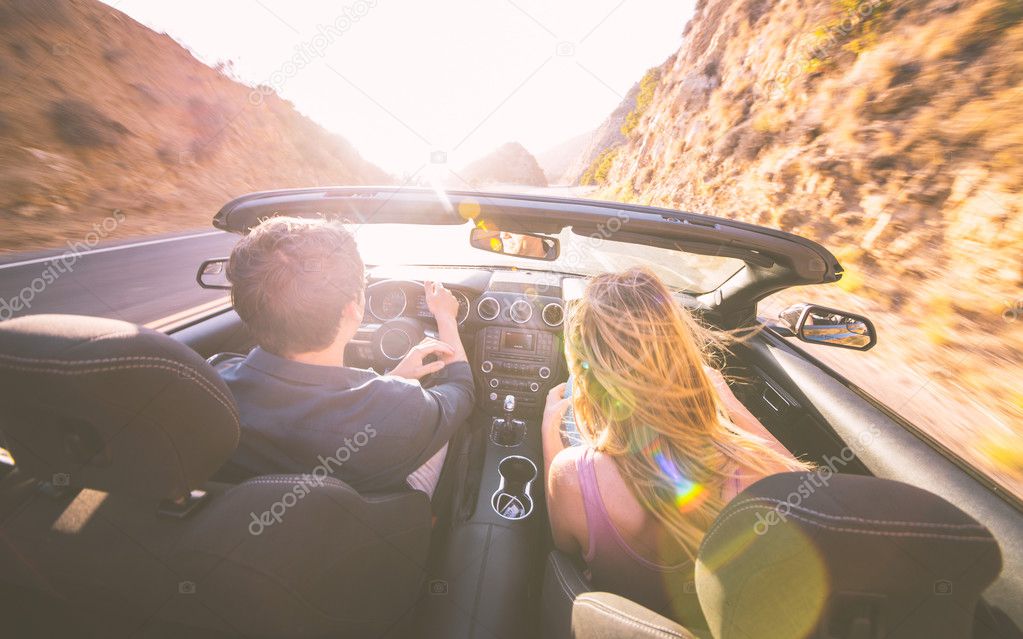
425, 281, 459, 324
389, 337, 454, 380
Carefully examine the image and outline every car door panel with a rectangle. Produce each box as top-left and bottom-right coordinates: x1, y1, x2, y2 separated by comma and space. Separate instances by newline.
738, 327, 1023, 629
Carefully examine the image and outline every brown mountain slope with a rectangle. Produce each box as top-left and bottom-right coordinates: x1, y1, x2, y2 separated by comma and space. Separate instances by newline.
460, 142, 548, 188
0, 0, 389, 251
591, 0, 1023, 491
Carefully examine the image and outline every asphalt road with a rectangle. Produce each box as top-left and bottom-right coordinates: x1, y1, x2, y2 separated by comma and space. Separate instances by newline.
0, 229, 239, 326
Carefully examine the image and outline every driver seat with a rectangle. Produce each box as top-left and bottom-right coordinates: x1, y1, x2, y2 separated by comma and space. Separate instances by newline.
543, 472, 1003, 639
0, 314, 432, 637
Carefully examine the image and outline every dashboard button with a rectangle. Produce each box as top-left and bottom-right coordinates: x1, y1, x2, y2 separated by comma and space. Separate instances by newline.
489, 378, 500, 388
481, 360, 494, 373
529, 382, 540, 392
538, 366, 551, 379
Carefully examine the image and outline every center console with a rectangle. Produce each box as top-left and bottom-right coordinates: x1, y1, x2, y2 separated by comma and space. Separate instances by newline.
416, 289, 565, 637
473, 292, 565, 415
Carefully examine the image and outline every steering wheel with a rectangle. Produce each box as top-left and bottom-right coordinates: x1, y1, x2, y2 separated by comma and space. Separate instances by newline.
364, 280, 434, 373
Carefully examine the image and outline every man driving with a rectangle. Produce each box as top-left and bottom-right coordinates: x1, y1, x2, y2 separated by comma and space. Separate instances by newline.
218, 216, 474, 498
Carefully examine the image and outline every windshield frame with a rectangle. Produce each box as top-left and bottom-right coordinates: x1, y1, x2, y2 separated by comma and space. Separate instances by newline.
348, 221, 747, 295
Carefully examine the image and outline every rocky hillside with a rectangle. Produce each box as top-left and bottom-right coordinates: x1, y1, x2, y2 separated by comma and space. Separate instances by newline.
590, 0, 1023, 489
595, 0, 1022, 310
0, 0, 389, 251
459, 142, 548, 188
559, 81, 641, 186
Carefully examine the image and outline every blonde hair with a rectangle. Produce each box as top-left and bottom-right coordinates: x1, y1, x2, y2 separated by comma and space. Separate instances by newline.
565, 267, 809, 560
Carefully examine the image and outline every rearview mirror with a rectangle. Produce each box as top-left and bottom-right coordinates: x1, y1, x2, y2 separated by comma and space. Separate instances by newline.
469, 227, 559, 261
778, 303, 876, 351
196, 258, 231, 290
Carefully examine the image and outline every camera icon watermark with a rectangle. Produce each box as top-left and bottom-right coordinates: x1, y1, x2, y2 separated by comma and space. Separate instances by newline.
430, 150, 448, 164
52, 42, 71, 56
52, 472, 70, 486
556, 41, 576, 57
427, 579, 448, 595
178, 580, 197, 595
934, 579, 952, 595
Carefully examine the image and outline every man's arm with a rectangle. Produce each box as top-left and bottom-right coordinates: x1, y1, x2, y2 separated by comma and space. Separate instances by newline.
424, 281, 468, 363
355, 281, 474, 492
361, 361, 473, 492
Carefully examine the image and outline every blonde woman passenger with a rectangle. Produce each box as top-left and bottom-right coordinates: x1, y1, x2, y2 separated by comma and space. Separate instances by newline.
541, 267, 809, 625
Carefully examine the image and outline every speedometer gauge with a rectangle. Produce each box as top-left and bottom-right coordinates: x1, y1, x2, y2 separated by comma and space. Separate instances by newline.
368, 288, 407, 320
454, 291, 470, 325
414, 290, 471, 324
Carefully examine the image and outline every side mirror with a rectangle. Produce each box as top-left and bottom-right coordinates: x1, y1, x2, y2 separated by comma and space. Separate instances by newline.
778, 303, 877, 351
196, 258, 231, 290
469, 227, 559, 261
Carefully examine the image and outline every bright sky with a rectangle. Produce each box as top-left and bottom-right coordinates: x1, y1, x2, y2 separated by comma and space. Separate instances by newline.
103, 0, 694, 177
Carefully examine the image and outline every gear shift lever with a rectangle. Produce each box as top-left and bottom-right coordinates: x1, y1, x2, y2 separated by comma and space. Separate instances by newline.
492, 394, 525, 446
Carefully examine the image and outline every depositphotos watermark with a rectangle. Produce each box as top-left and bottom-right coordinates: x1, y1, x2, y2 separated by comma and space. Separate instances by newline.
524, 209, 631, 304
0, 210, 126, 322
248, 424, 377, 535
752, 423, 882, 536
760, 0, 885, 100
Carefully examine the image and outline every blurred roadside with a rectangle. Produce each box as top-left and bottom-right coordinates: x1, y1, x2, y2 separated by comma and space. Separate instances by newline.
585, 0, 1023, 499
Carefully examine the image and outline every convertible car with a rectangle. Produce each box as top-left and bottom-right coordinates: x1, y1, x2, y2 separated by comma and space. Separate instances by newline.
0, 188, 1020, 638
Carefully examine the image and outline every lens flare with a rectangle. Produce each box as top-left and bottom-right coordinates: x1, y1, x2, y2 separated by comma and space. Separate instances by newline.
458, 199, 481, 221
647, 438, 707, 513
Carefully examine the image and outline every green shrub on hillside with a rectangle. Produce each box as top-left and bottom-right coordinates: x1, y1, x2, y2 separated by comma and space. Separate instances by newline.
805, 0, 890, 72
580, 147, 620, 186
621, 67, 661, 137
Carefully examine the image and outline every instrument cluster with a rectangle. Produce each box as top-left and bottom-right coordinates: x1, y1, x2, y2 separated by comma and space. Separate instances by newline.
367, 284, 471, 325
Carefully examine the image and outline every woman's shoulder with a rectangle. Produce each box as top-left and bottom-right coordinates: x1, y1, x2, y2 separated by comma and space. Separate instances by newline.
550, 445, 587, 490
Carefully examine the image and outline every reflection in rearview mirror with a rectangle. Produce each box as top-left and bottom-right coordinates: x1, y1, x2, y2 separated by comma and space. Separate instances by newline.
196, 258, 231, 290
779, 303, 877, 351
469, 227, 559, 261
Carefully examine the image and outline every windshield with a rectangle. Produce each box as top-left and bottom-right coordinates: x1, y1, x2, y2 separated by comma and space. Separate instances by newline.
349, 222, 744, 294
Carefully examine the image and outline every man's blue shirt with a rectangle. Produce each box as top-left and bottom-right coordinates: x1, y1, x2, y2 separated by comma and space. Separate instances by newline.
219, 347, 474, 493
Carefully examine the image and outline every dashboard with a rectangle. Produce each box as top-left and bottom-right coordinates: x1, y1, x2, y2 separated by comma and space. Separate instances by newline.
354, 266, 571, 415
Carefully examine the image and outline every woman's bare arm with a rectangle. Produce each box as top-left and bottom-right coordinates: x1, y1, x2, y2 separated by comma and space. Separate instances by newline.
542, 383, 584, 555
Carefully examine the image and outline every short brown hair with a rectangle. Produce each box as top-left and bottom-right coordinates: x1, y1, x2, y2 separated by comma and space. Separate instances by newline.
227, 217, 364, 356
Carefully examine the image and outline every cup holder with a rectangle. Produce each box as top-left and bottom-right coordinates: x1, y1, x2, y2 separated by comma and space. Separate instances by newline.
491, 455, 538, 521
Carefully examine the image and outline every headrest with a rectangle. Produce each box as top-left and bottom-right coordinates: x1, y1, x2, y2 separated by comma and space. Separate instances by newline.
696, 472, 1002, 639
0, 314, 239, 500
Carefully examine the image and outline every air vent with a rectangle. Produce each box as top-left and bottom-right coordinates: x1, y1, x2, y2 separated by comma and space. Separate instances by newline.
509, 299, 533, 324
477, 296, 500, 321
542, 302, 564, 327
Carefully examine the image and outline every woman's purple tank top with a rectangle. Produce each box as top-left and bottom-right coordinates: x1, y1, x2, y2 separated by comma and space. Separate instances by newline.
575, 447, 741, 625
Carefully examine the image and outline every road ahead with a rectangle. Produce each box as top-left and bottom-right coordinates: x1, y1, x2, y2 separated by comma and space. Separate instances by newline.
0, 229, 239, 326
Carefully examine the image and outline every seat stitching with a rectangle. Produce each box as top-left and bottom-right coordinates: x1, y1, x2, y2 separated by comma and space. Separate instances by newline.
0, 361, 238, 425
726, 497, 988, 529
0, 353, 236, 415
574, 597, 690, 638
703, 504, 996, 550
551, 555, 588, 600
